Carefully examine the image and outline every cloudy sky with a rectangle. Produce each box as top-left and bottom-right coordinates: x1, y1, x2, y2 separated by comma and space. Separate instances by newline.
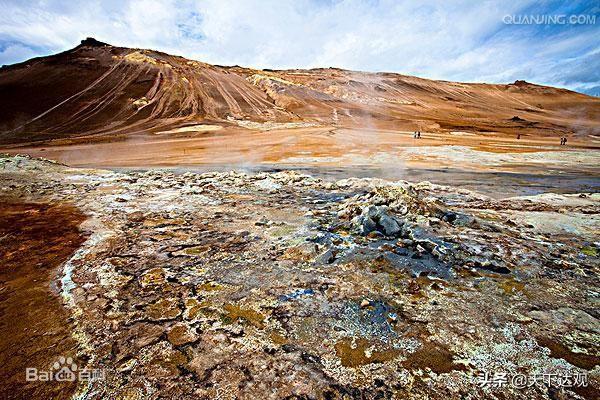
1, 0, 598, 95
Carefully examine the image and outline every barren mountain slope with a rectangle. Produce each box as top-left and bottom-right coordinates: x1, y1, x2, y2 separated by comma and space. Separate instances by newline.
1, 38, 599, 144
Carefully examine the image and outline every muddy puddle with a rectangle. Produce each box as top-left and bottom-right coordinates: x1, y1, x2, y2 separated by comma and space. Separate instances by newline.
0, 202, 87, 400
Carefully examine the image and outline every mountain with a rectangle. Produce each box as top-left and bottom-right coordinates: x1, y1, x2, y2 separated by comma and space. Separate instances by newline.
1, 38, 599, 145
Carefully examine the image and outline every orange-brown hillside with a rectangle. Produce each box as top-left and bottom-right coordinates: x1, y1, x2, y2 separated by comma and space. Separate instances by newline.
1, 37, 599, 145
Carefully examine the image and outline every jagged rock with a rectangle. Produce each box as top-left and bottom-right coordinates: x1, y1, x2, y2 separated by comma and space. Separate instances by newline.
317, 247, 338, 264
529, 308, 600, 334
355, 205, 403, 236
255, 216, 271, 226
442, 211, 457, 223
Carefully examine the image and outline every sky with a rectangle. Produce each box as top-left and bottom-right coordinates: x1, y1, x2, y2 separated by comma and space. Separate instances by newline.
0, 0, 598, 95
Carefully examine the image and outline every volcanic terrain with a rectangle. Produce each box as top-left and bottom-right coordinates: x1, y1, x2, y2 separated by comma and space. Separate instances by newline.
1, 38, 599, 146
0, 39, 599, 400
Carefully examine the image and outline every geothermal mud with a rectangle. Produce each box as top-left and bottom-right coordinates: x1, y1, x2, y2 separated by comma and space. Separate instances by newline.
0, 202, 87, 400
0, 154, 598, 399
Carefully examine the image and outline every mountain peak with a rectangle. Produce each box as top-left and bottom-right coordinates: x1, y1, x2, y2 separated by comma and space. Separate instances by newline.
513, 80, 531, 87
79, 37, 110, 47
0, 41, 598, 144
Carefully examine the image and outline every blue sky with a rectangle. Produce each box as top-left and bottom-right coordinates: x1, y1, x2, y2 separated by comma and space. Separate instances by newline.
1, 0, 598, 95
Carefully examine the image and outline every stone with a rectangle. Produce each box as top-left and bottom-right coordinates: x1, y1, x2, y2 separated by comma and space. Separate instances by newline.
146, 298, 181, 321
356, 205, 403, 237
442, 211, 458, 223
317, 247, 338, 264
167, 323, 198, 346
379, 213, 402, 236
255, 216, 271, 226
139, 267, 166, 287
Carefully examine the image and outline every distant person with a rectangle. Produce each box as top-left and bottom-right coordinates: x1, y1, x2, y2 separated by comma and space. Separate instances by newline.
517, 133, 521, 140
417, 131, 421, 139
563, 136, 567, 145
413, 131, 417, 139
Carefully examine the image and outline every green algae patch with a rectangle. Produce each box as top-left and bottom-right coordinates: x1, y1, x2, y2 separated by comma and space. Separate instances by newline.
197, 281, 223, 292
184, 245, 210, 256
402, 341, 466, 374
223, 304, 265, 329
334, 337, 400, 367
498, 278, 526, 295
581, 246, 597, 257
146, 298, 181, 321
269, 331, 288, 345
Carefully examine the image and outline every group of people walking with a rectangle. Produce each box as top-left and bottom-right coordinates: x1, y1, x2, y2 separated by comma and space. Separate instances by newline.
410, 130, 568, 145
519, 133, 568, 146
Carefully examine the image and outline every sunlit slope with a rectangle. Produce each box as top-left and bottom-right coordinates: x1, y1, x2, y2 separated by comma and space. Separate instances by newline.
1, 38, 598, 144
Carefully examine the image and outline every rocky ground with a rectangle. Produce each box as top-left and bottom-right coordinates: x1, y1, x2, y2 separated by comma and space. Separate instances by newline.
0, 154, 598, 399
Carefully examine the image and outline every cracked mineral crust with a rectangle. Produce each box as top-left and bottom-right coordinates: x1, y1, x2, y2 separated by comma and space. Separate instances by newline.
0, 154, 598, 400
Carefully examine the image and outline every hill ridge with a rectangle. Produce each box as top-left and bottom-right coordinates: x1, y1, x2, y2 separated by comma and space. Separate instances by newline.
0, 38, 598, 144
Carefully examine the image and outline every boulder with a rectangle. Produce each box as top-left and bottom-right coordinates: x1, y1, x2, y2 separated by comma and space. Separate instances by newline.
355, 205, 403, 237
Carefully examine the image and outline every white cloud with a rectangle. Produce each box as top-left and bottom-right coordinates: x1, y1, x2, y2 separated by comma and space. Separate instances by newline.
0, 0, 597, 93
0, 43, 39, 65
